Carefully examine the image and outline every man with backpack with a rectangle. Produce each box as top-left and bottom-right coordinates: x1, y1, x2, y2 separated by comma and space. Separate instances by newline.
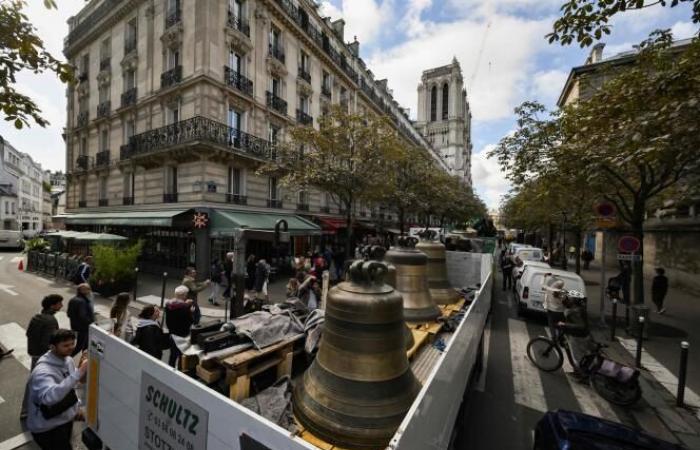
73, 256, 92, 284
67, 284, 95, 356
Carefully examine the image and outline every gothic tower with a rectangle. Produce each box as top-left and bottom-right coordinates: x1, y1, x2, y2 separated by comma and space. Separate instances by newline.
415, 58, 472, 185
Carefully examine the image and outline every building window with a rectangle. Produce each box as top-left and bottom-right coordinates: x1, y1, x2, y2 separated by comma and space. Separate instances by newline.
167, 104, 179, 125
123, 172, 134, 198
228, 167, 245, 195
299, 95, 309, 114
322, 70, 331, 90
100, 129, 109, 151
270, 76, 281, 97
11, 202, 15, 215
430, 85, 437, 122
442, 83, 449, 120
98, 84, 109, 104
125, 17, 137, 52
100, 38, 111, 65
229, 48, 242, 74
79, 136, 87, 156
166, 0, 180, 16
4, 201, 8, 214
268, 177, 278, 200
228, 107, 242, 131
124, 119, 135, 143
81, 53, 90, 76
167, 47, 180, 70
165, 166, 178, 194
79, 180, 87, 202
229, 0, 243, 18
269, 26, 281, 53
125, 69, 136, 90
99, 177, 108, 200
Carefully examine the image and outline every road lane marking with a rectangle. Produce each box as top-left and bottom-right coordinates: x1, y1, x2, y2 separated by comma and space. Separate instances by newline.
0, 323, 31, 370
508, 318, 548, 413
475, 317, 492, 392
0, 283, 18, 296
0, 394, 4, 404
618, 337, 700, 420
9, 257, 22, 264
0, 432, 32, 450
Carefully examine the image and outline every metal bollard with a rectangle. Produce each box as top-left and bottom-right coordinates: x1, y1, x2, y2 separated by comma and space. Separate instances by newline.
610, 299, 618, 341
677, 341, 690, 407
133, 267, 139, 301
635, 316, 645, 368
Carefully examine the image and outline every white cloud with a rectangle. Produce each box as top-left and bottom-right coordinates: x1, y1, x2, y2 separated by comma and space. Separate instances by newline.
319, 0, 396, 45
530, 69, 569, 107
671, 21, 699, 40
471, 145, 511, 209
403, 0, 433, 38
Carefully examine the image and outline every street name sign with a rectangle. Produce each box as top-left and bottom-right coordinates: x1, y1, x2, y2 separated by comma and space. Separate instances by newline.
617, 254, 642, 261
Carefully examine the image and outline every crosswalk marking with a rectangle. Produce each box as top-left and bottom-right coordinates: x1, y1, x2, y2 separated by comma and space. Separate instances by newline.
0, 323, 31, 370
618, 337, 700, 420
0, 432, 32, 450
508, 318, 548, 413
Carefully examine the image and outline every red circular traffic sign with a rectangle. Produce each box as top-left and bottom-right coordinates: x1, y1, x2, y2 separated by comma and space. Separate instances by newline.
618, 236, 641, 253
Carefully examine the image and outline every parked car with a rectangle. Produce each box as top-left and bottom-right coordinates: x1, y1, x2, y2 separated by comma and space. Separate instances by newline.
513, 260, 550, 282
534, 409, 685, 450
0, 230, 23, 250
514, 247, 544, 263
515, 267, 586, 315
508, 242, 531, 255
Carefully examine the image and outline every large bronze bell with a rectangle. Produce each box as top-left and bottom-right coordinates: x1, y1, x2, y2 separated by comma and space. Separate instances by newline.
294, 260, 421, 449
416, 232, 460, 305
385, 236, 441, 322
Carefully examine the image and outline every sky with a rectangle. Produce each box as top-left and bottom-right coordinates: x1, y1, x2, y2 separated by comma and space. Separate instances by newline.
1, 1, 698, 210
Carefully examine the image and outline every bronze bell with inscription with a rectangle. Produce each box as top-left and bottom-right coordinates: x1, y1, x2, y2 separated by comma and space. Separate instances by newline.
385, 236, 441, 322
293, 260, 421, 449
416, 231, 460, 305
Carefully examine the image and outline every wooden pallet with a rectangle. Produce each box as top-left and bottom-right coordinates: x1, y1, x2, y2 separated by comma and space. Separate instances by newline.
295, 419, 354, 450
406, 328, 430, 361
218, 334, 304, 401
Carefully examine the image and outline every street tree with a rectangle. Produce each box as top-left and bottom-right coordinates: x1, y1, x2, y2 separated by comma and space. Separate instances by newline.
258, 105, 404, 257
548, 0, 700, 47
0, 0, 74, 128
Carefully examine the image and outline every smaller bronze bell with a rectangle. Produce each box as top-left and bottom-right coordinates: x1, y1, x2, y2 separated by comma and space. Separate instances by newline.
416, 231, 460, 305
385, 236, 441, 322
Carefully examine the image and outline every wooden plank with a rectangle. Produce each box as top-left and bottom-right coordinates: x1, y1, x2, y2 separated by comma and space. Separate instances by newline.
219, 334, 303, 369
277, 351, 294, 379
229, 372, 250, 401
407, 329, 430, 361
248, 356, 283, 378
196, 364, 222, 384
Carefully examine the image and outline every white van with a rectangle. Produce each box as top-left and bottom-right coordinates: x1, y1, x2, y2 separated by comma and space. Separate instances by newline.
507, 242, 531, 255
513, 260, 550, 282
514, 246, 543, 263
0, 230, 23, 250
515, 267, 586, 315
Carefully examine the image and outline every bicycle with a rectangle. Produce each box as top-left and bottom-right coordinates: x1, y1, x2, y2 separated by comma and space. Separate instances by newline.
526, 290, 642, 406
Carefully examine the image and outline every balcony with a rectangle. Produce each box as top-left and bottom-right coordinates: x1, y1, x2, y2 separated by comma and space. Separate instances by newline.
267, 199, 283, 209
321, 84, 332, 99
226, 12, 250, 37
76, 155, 90, 171
98, 199, 109, 207
76, 111, 89, 128
298, 67, 311, 84
95, 150, 110, 167
320, 206, 330, 214
224, 66, 253, 97
120, 116, 273, 162
226, 194, 247, 205
123, 196, 134, 206
268, 45, 285, 64
124, 37, 137, 54
165, 8, 181, 28
121, 88, 137, 108
266, 91, 287, 115
163, 193, 179, 203
78, 200, 87, 208
296, 203, 310, 212
97, 101, 111, 119
296, 110, 313, 126
99, 57, 110, 71
161, 65, 182, 89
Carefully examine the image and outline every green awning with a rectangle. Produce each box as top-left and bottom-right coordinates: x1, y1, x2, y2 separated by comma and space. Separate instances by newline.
211, 210, 321, 237
63, 210, 187, 227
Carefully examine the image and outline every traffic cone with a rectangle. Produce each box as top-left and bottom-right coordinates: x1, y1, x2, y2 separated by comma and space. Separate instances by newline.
18, 260, 24, 271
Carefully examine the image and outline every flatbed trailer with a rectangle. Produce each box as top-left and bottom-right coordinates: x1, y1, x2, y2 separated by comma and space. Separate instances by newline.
82, 253, 493, 450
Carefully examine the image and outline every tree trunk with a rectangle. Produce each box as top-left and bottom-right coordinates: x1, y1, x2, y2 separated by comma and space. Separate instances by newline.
574, 228, 582, 275
632, 222, 645, 305
344, 200, 354, 262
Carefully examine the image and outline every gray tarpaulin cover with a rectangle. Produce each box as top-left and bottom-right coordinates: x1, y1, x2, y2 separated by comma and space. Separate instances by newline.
224, 310, 304, 349
240, 376, 297, 432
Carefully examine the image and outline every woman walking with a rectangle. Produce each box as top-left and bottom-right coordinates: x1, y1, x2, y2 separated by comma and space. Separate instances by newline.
109, 292, 133, 341
131, 306, 170, 360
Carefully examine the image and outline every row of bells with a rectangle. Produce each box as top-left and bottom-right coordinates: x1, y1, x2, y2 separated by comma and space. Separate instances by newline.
294, 237, 461, 449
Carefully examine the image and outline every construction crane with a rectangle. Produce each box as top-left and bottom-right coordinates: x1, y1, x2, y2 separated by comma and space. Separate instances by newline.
470, 21, 492, 87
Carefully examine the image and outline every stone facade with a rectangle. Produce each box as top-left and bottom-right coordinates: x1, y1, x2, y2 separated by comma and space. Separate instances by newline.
0, 137, 45, 235
63, 0, 446, 218
415, 58, 472, 185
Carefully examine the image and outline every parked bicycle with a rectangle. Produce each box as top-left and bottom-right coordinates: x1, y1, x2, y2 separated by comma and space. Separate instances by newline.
526, 289, 642, 406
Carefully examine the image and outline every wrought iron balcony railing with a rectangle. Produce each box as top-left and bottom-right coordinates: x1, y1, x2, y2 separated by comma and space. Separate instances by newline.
297, 203, 309, 212
95, 150, 110, 167
76, 111, 89, 128
121, 88, 137, 107
226, 194, 247, 205
268, 45, 285, 64
226, 12, 250, 37
97, 101, 111, 118
224, 66, 253, 97
99, 58, 111, 71
120, 116, 272, 161
298, 67, 311, 83
76, 155, 90, 171
267, 199, 283, 209
163, 193, 178, 203
296, 109, 313, 126
165, 8, 181, 28
98, 199, 109, 207
161, 65, 182, 89
266, 91, 287, 115
123, 196, 134, 206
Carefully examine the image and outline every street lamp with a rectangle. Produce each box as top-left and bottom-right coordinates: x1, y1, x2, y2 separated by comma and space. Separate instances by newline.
561, 210, 568, 271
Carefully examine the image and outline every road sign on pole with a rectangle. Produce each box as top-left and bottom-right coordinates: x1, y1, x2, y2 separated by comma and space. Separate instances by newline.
618, 236, 641, 253
617, 253, 642, 261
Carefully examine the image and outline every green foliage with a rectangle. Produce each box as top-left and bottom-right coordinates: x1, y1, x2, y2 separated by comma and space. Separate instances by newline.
548, 0, 700, 47
0, 0, 75, 129
91, 240, 142, 286
22, 236, 49, 253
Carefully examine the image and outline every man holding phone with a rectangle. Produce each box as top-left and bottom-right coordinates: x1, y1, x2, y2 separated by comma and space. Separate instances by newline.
26, 329, 88, 450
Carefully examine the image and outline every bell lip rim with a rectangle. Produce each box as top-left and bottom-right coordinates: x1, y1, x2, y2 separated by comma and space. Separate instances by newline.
333, 281, 395, 294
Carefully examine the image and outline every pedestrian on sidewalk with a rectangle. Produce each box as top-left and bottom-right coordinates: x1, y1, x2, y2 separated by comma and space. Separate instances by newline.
67, 283, 94, 356
245, 254, 256, 291
165, 286, 194, 368
652, 267, 669, 314
501, 254, 514, 291
223, 252, 235, 298
131, 305, 170, 360
582, 249, 594, 270
182, 267, 209, 325
110, 292, 134, 341
73, 256, 92, 285
208, 258, 224, 306
254, 258, 270, 303
22, 294, 64, 419
26, 329, 88, 450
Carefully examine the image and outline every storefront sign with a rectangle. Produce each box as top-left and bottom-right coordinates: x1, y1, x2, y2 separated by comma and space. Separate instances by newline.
139, 372, 208, 450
